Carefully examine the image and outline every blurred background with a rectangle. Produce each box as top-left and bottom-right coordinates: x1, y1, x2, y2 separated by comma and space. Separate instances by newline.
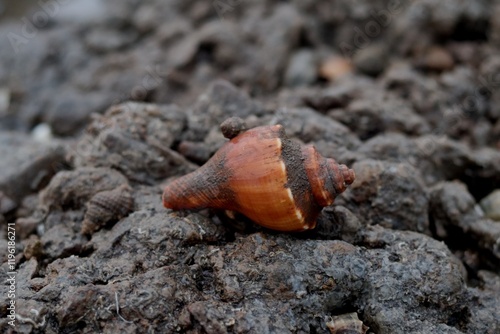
0, 0, 498, 142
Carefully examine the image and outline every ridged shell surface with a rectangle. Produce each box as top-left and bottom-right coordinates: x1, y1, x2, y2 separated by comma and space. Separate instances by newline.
82, 184, 134, 234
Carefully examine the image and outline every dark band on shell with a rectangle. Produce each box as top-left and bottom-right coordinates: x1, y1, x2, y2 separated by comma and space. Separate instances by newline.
280, 133, 320, 229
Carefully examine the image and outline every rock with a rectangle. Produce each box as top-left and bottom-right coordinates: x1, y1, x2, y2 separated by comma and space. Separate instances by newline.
23, 213, 476, 333
0, 132, 65, 204
448, 42, 480, 67
393, 0, 491, 46
16, 217, 40, 240
480, 190, 500, 221
315, 205, 365, 244
40, 167, 128, 211
318, 56, 353, 82
360, 226, 469, 333
70, 102, 195, 184
330, 94, 429, 140
179, 301, 230, 333
429, 181, 500, 262
84, 28, 138, 53
23, 235, 43, 260
44, 89, 111, 136
418, 135, 481, 185
417, 46, 454, 72
353, 43, 389, 77
41, 224, 87, 260
284, 48, 317, 87
154, 18, 191, 44
306, 87, 355, 113
0, 191, 16, 215
471, 119, 492, 147
0, 87, 9, 116
339, 159, 430, 234
479, 55, 500, 120
357, 133, 477, 186
195, 20, 247, 69
177, 140, 213, 164
382, 62, 442, 117
166, 32, 200, 69
253, 4, 304, 91
15, 194, 39, 219
491, 2, 500, 46
439, 67, 490, 140
279, 75, 371, 113
186, 80, 267, 141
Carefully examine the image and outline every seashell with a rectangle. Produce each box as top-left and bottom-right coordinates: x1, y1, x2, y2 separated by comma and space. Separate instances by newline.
162, 117, 355, 232
326, 313, 369, 334
81, 184, 134, 235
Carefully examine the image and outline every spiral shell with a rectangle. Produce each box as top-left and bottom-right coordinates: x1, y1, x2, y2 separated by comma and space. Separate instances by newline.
81, 184, 134, 235
163, 118, 355, 232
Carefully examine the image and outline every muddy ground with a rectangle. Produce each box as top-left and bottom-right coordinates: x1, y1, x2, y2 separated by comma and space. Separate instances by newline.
1, 0, 500, 333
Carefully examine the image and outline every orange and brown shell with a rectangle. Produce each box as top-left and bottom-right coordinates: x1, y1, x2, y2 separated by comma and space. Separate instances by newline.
162, 117, 355, 232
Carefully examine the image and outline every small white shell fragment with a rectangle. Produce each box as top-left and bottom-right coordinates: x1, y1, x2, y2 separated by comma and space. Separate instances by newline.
31, 123, 54, 143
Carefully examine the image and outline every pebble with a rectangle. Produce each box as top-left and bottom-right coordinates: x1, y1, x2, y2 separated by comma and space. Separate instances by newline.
0, 88, 9, 116
31, 123, 53, 143
480, 189, 500, 221
421, 46, 454, 71
284, 49, 317, 87
318, 56, 353, 82
353, 43, 388, 77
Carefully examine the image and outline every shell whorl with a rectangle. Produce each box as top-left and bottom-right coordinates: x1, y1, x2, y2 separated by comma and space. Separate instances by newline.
301, 145, 355, 208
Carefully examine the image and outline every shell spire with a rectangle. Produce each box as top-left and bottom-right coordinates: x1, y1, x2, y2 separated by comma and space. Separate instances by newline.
162, 161, 235, 211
